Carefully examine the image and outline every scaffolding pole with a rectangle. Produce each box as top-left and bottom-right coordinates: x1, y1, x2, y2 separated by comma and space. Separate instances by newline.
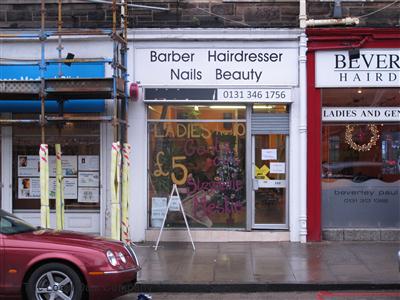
121, 143, 131, 242
111, 142, 121, 240
40, 144, 50, 228
1, 0, 130, 238
57, 0, 63, 78
55, 144, 65, 230
40, 0, 46, 145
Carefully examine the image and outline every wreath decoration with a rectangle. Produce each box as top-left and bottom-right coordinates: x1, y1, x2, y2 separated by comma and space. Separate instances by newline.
345, 124, 380, 152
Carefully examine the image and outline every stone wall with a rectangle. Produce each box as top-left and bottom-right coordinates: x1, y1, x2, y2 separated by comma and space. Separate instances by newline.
0, 1, 399, 29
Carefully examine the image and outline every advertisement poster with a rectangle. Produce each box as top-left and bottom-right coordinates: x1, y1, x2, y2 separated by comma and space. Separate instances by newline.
151, 197, 167, 220
18, 155, 40, 177
78, 187, 99, 203
78, 155, 99, 171
18, 177, 41, 199
261, 149, 277, 161
270, 162, 286, 174
49, 156, 78, 177
78, 172, 100, 187
49, 178, 78, 199
169, 195, 181, 212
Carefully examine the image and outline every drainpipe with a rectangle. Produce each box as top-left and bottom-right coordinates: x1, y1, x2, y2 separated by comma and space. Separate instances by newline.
298, 0, 359, 242
299, 0, 307, 29
306, 17, 359, 27
299, 0, 308, 243
298, 34, 308, 243
300, 0, 359, 28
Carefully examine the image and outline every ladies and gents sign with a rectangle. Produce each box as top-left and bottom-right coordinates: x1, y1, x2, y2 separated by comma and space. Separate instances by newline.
323, 107, 400, 122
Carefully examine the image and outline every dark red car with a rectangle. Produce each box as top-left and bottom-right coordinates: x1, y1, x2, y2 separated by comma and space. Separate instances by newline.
0, 209, 140, 300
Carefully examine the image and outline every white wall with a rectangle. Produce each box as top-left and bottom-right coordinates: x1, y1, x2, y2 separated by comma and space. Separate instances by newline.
128, 28, 306, 242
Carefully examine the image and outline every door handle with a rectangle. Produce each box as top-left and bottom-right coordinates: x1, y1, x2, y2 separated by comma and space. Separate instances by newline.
252, 179, 259, 191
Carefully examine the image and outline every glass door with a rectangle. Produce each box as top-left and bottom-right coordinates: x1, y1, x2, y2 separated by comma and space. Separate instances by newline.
252, 134, 288, 229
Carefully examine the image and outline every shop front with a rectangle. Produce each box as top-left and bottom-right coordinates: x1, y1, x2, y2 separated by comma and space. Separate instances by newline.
129, 29, 307, 242
307, 28, 400, 241
0, 37, 115, 235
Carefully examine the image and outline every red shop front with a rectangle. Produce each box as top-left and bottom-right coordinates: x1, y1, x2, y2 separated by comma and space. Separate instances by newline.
306, 28, 400, 241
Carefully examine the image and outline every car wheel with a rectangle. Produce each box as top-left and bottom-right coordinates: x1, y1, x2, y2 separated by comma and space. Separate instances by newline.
26, 262, 84, 300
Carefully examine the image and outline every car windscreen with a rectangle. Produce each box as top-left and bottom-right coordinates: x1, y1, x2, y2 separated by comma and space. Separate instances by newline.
0, 209, 37, 235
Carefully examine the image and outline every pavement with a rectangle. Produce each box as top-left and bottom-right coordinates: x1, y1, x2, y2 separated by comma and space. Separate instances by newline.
131, 241, 400, 293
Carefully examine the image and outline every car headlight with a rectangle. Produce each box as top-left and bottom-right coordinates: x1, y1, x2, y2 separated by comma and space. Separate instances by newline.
106, 250, 118, 266
118, 252, 127, 264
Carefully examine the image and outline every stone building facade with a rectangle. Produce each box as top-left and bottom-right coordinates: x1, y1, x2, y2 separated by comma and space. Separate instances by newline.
0, 0, 399, 29
0, 1, 398, 242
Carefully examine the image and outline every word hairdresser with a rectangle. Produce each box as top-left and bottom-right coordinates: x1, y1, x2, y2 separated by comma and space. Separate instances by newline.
149, 49, 284, 83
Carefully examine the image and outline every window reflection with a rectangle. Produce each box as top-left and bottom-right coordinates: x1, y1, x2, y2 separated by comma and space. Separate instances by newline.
148, 105, 246, 229
12, 115, 100, 211
321, 88, 400, 228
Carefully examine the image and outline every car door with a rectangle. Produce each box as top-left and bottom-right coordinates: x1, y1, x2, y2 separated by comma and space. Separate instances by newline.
0, 230, 4, 295
0, 214, 23, 295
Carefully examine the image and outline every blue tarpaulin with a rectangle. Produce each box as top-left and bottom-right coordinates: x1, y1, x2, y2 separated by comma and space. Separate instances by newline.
0, 62, 105, 113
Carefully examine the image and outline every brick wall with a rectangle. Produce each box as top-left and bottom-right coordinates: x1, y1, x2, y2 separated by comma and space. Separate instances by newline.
0, 1, 398, 29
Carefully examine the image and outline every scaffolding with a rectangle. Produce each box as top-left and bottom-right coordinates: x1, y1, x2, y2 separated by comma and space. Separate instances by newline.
0, 0, 134, 240
0, 0, 129, 144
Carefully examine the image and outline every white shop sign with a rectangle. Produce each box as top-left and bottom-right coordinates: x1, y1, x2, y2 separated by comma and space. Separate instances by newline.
316, 49, 400, 87
135, 48, 298, 86
257, 179, 286, 188
323, 107, 400, 122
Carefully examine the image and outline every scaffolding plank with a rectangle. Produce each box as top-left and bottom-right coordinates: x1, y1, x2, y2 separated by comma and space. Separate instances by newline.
0, 78, 117, 100
0, 80, 41, 99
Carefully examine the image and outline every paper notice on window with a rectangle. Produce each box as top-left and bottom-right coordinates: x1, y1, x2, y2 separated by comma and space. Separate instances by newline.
18, 155, 40, 177
49, 156, 78, 177
261, 149, 277, 160
78, 172, 100, 187
151, 197, 167, 219
18, 177, 41, 199
169, 195, 181, 212
49, 178, 78, 199
78, 187, 99, 203
270, 162, 286, 174
78, 155, 99, 171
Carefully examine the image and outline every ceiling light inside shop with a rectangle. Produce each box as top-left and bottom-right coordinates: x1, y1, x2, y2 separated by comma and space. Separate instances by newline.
194, 105, 199, 111
253, 105, 274, 109
210, 105, 246, 109
357, 89, 363, 94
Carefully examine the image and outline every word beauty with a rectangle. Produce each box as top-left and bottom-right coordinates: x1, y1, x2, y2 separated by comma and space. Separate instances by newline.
170, 68, 263, 83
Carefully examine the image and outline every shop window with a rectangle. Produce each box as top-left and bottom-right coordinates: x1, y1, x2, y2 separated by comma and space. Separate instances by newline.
13, 115, 100, 211
321, 88, 399, 228
328, 135, 340, 163
148, 105, 246, 229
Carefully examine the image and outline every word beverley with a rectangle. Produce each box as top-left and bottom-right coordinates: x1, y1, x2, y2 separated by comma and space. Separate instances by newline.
150, 50, 283, 63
